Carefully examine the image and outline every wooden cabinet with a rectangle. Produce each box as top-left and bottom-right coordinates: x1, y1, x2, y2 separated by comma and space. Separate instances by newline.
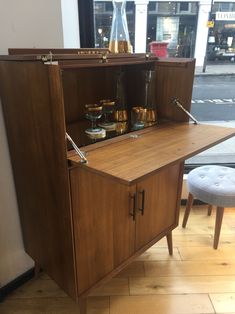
69, 162, 183, 294
1, 50, 235, 312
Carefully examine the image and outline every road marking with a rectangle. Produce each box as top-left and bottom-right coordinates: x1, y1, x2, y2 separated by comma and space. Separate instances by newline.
192, 98, 235, 105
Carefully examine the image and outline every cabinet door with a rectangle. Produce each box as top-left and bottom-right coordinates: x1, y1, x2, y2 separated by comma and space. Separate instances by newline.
135, 163, 183, 250
69, 167, 135, 295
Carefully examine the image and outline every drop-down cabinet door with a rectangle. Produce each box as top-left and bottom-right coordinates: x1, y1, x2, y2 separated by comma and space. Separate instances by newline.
135, 163, 183, 250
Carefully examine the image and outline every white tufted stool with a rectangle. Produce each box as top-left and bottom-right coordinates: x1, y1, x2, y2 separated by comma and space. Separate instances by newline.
182, 165, 235, 249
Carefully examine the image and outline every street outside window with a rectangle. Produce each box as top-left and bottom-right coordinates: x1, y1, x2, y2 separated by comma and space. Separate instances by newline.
147, 2, 198, 58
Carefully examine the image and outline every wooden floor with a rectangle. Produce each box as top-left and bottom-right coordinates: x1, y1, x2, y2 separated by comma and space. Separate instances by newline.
1, 205, 235, 314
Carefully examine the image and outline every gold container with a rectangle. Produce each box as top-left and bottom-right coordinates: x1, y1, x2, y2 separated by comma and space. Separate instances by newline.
131, 106, 147, 128
114, 109, 128, 122
132, 106, 147, 120
146, 109, 157, 126
115, 121, 128, 134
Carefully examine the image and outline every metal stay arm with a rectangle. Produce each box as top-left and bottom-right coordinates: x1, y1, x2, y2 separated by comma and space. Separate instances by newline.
66, 132, 88, 164
172, 98, 199, 125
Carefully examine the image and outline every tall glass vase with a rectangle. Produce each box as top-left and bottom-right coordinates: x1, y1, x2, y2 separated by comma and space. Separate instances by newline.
144, 70, 157, 126
109, 0, 131, 53
114, 71, 128, 134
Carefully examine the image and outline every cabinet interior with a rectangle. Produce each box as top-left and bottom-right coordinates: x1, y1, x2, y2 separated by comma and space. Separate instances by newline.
61, 62, 157, 148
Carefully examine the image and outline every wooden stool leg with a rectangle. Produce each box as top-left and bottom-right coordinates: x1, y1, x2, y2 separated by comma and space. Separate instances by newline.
166, 231, 173, 256
79, 297, 87, 314
213, 206, 224, 249
208, 204, 213, 216
182, 192, 194, 228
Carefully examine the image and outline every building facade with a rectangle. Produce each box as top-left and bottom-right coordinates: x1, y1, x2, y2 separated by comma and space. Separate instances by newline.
94, 0, 235, 66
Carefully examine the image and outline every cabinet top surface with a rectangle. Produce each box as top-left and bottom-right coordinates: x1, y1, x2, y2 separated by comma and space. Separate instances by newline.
68, 122, 235, 185
0, 53, 194, 69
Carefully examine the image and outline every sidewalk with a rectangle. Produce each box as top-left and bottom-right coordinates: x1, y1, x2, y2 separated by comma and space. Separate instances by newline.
195, 64, 235, 76
185, 121, 235, 165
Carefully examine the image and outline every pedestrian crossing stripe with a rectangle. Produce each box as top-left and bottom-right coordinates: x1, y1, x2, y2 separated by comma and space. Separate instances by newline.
192, 99, 235, 104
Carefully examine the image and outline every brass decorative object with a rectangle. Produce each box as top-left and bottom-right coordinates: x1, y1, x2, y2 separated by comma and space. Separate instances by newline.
146, 108, 157, 126
131, 106, 147, 130
114, 109, 128, 122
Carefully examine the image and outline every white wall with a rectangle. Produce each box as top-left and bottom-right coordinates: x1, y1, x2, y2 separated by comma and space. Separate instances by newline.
0, 102, 34, 287
61, 0, 80, 48
0, 0, 64, 54
0, 0, 80, 287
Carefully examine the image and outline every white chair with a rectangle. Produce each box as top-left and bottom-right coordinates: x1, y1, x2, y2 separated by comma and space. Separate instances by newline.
182, 165, 235, 249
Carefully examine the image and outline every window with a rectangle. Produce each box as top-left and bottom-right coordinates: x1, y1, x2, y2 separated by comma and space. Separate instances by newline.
180, 2, 189, 12
148, 2, 156, 12
221, 3, 231, 11
147, 2, 198, 58
93, 0, 135, 49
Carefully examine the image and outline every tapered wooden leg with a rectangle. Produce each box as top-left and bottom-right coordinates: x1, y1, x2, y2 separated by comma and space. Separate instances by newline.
182, 192, 194, 228
166, 231, 173, 256
208, 204, 213, 216
214, 206, 224, 249
34, 261, 41, 278
79, 297, 87, 314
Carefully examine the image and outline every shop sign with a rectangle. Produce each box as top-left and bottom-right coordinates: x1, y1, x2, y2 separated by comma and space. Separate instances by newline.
216, 12, 235, 21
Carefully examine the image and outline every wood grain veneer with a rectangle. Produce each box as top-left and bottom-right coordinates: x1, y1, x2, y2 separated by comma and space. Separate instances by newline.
0, 61, 77, 300
68, 122, 235, 184
135, 163, 182, 250
155, 58, 195, 122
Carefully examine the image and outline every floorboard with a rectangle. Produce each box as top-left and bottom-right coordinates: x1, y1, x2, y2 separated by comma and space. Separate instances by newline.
1, 206, 235, 313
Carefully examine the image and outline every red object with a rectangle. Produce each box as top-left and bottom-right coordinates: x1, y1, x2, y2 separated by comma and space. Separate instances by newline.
149, 42, 168, 57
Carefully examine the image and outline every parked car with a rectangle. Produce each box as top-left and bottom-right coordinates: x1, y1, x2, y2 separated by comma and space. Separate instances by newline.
207, 43, 235, 62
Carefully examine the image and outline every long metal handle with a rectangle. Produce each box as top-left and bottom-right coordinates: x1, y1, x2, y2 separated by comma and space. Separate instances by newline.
139, 190, 145, 215
129, 193, 136, 221
172, 98, 199, 125
66, 132, 88, 164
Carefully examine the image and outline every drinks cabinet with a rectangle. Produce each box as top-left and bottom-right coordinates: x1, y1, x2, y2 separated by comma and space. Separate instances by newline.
1, 50, 235, 313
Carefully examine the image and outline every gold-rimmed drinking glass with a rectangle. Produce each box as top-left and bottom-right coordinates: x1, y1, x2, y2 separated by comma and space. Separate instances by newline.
84, 104, 104, 135
99, 99, 116, 130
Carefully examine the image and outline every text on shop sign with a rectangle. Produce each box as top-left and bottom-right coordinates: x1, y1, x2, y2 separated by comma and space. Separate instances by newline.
216, 12, 235, 21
